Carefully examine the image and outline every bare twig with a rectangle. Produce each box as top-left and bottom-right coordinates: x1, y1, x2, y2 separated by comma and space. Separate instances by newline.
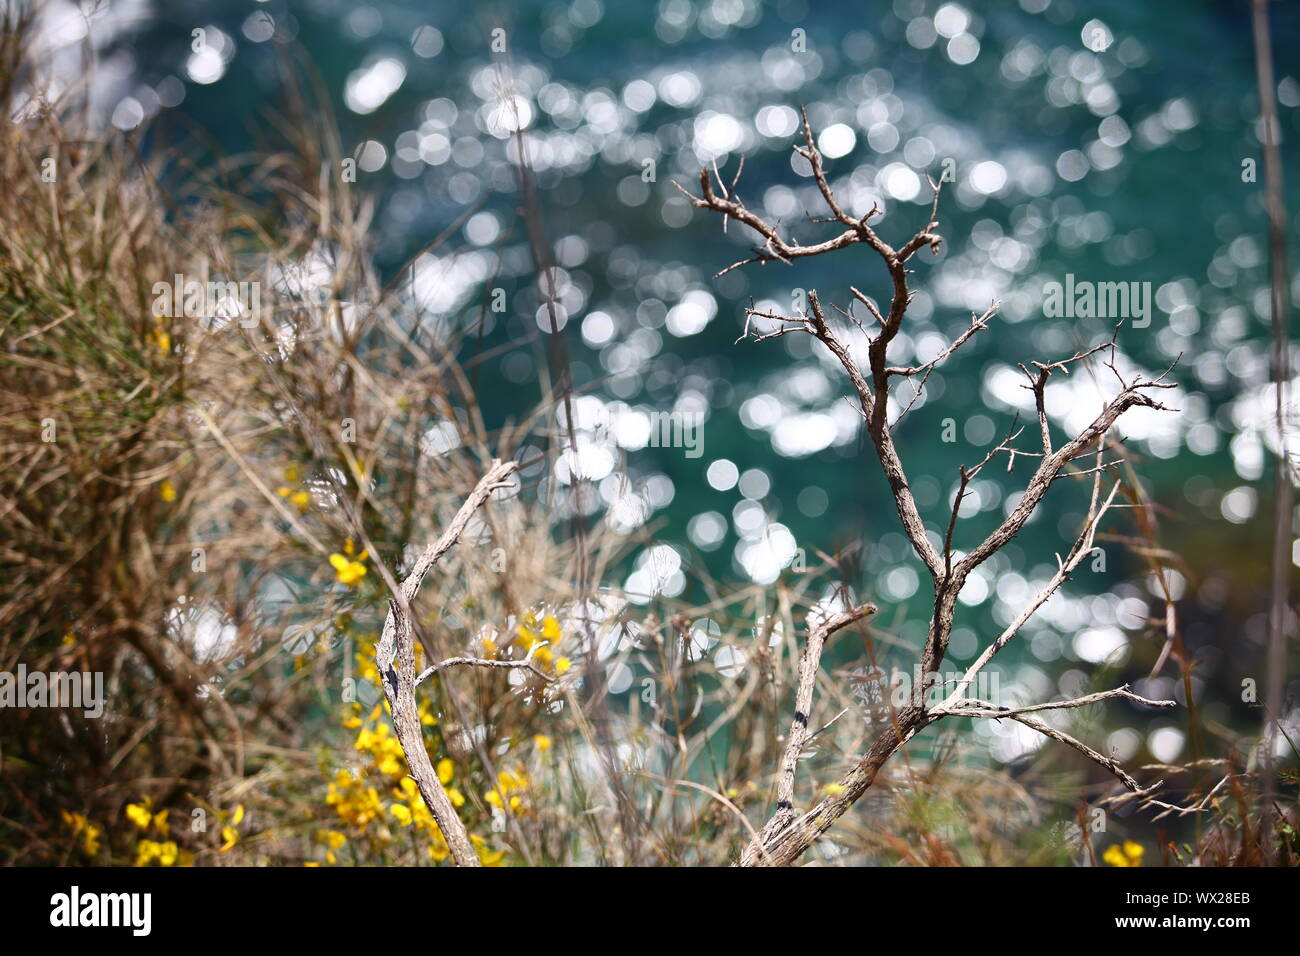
743, 602, 876, 863
375, 458, 519, 867
415, 642, 556, 686
1251, 0, 1293, 862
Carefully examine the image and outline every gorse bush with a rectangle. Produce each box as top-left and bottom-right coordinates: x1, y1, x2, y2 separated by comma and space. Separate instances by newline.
1, 4, 217, 864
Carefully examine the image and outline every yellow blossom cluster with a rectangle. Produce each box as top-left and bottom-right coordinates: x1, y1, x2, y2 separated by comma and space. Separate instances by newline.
470, 834, 506, 866
485, 767, 531, 815
135, 839, 183, 866
60, 797, 237, 864
343, 701, 435, 774
321, 732, 504, 864
61, 810, 101, 857
375, 771, 503, 864
513, 612, 571, 674
354, 721, 406, 777
314, 829, 347, 864
325, 769, 385, 829
148, 316, 171, 354
389, 776, 454, 862
125, 796, 193, 866
314, 634, 510, 865
354, 640, 381, 688
329, 538, 368, 586
125, 798, 169, 835
1103, 840, 1144, 867
276, 464, 312, 513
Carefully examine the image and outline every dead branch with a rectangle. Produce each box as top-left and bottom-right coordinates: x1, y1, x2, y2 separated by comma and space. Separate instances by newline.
685, 112, 1179, 866
743, 602, 876, 863
375, 458, 519, 867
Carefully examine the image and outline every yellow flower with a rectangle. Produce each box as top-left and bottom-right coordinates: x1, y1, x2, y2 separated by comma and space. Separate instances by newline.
289, 490, 311, 512
355, 722, 406, 777
355, 649, 381, 688
418, 699, 437, 726
822, 783, 846, 797
534, 734, 553, 752
485, 768, 530, 814
220, 826, 239, 852
471, 834, 507, 866
61, 811, 101, 857
555, 657, 572, 675
135, 839, 179, 867
517, 613, 562, 665
500, 768, 528, 790
125, 801, 153, 830
1103, 840, 1145, 867
232, 805, 245, 826
390, 804, 413, 826
326, 770, 385, 828
395, 777, 419, 802
436, 758, 455, 785
330, 553, 368, 586
313, 829, 348, 863
159, 480, 177, 502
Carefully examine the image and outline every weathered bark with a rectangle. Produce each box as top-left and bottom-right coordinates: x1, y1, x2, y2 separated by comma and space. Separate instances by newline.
740, 709, 923, 866
743, 604, 877, 862
375, 459, 518, 867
